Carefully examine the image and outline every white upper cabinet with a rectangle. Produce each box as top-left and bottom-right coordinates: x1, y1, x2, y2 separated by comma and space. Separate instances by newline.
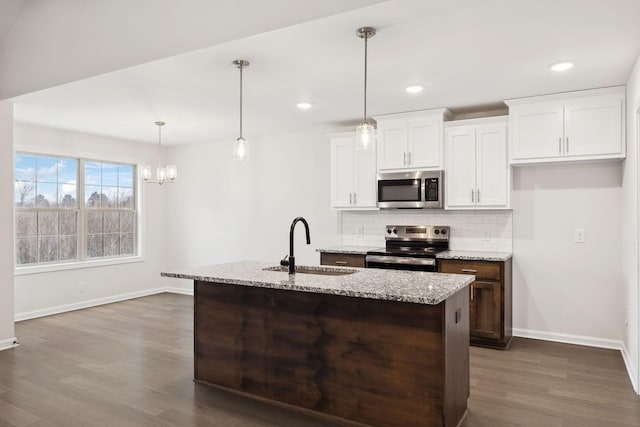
506, 87, 625, 165
329, 132, 377, 210
374, 109, 450, 172
445, 116, 510, 210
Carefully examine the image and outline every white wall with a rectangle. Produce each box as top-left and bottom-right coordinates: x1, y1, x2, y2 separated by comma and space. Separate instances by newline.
164, 129, 341, 292
0, 101, 16, 350
623, 53, 640, 392
13, 124, 168, 319
511, 162, 624, 347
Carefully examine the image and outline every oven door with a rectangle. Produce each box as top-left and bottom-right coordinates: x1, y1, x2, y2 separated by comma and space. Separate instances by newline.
365, 254, 438, 272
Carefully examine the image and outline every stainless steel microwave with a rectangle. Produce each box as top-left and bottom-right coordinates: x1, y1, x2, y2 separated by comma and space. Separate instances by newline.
377, 170, 444, 209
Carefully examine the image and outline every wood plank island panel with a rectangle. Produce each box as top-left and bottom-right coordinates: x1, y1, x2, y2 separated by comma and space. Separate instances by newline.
194, 280, 470, 427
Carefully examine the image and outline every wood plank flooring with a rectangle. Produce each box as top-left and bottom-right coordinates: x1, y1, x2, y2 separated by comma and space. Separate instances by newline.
0, 293, 638, 426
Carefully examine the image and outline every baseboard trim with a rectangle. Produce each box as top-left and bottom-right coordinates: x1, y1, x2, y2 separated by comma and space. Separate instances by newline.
165, 286, 194, 296
0, 337, 19, 351
14, 288, 166, 322
621, 342, 639, 394
513, 328, 622, 350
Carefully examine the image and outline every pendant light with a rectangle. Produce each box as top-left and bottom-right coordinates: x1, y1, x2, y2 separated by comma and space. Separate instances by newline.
355, 27, 376, 151
233, 59, 250, 161
141, 121, 177, 185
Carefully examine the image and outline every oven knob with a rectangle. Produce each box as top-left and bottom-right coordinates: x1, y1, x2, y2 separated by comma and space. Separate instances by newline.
434, 229, 440, 235
441, 229, 447, 235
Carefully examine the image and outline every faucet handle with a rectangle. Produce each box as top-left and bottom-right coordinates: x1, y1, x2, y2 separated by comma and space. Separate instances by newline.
280, 254, 290, 266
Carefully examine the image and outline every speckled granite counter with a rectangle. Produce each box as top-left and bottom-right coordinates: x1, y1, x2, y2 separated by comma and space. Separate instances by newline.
316, 245, 383, 255
437, 250, 512, 262
161, 261, 474, 305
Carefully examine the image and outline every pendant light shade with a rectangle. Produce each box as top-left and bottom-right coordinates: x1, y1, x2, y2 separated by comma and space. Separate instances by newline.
356, 27, 376, 151
142, 121, 177, 185
233, 59, 250, 161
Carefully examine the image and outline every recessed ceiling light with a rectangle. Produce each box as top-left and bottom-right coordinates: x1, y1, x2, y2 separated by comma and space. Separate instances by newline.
296, 102, 313, 110
405, 85, 424, 94
549, 61, 574, 72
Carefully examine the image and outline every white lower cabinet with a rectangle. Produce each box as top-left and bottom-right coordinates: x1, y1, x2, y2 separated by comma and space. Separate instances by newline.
445, 117, 510, 210
329, 132, 377, 209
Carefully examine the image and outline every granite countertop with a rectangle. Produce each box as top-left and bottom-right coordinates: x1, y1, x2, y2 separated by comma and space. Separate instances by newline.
436, 250, 512, 262
161, 261, 474, 305
316, 246, 383, 255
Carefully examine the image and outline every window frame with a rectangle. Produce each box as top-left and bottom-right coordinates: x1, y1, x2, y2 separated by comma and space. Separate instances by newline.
14, 150, 144, 275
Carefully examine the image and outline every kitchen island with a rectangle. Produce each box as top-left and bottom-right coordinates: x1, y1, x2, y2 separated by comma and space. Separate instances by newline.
162, 262, 474, 427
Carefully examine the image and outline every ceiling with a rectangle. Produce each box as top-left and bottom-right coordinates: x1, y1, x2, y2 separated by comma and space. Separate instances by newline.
9, 0, 640, 146
0, 0, 26, 41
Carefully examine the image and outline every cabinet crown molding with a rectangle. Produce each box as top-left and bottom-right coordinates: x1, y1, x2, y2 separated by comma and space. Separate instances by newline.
504, 86, 625, 106
373, 108, 452, 122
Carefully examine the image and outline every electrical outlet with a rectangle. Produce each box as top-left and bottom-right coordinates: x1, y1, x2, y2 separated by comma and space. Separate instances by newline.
574, 229, 585, 243
78, 281, 86, 293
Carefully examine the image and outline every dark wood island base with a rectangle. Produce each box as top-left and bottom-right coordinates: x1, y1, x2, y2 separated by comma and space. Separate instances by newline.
194, 280, 470, 427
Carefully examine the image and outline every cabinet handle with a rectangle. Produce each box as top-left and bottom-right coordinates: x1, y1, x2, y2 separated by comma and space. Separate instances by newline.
353, 192, 357, 204
558, 137, 562, 154
408, 152, 412, 166
471, 189, 475, 202
566, 136, 569, 153
335, 261, 348, 265
349, 192, 353, 205
461, 268, 477, 273
477, 189, 480, 203
470, 283, 474, 300
403, 152, 407, 166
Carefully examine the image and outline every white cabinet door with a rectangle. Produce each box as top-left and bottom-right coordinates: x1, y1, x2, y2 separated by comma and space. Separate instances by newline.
330, 136, 355, 208
377, 124, 407, 170
564, 95, 623, 158
408, 119, 441, 169
354, 145, 377, 208
445, 127, 476, 208
510, 103, 563, 161
476, 124, 508, 207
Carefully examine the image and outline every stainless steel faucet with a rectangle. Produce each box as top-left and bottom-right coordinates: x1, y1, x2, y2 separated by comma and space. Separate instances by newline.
280, 217, 311, 275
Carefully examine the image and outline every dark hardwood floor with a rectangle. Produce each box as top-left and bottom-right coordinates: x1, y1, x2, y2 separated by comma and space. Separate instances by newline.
0, 293, 638, 426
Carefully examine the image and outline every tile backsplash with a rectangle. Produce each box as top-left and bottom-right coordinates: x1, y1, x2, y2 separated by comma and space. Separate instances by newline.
340, 210, 512, 252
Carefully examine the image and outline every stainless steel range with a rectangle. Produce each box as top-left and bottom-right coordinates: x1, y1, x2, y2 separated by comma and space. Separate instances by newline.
365, 225, 450, 272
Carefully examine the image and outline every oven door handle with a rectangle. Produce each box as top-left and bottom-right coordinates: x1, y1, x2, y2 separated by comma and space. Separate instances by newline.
366, 255, 436, 266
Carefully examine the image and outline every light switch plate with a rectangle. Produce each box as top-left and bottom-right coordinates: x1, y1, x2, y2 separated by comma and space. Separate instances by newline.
574, 229, 585, 243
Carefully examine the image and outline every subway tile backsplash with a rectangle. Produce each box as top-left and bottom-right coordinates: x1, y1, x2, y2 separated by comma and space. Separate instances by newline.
340, 210, 512, 252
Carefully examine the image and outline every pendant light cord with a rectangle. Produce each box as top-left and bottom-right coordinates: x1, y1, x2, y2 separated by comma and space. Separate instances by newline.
239, 63, 243, 139
363, 33, 368, 124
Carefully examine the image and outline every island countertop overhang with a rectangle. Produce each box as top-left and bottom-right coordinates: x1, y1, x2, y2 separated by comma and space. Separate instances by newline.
161, 261, 474, 305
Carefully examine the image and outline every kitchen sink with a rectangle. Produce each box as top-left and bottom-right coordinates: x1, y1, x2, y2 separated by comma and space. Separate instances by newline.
263, 265, 358, 276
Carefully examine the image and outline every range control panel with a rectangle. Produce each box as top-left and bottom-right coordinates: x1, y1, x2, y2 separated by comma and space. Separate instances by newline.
385, 225, 450, 241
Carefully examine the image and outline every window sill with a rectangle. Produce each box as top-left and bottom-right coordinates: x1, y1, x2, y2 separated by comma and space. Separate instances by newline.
14, 255, 145, 276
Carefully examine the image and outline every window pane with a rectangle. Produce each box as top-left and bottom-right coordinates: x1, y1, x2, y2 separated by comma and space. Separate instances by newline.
36, 157, 58, 183
57, 158, 77, 185
85, 161, 102, 185
118, 187, 133, 208
59, 211, 77, 236
16, 238, 37, 264
38, 237, 58, 262
59, 236, 77, 261
119, 165, 133, 188
104, 211, 119, 233
15, 181, 35, 207
120, 212, 134, 233
120, 233, 134, 255
16, 212, 37, 237
85, 186, 104, 208
36, 182, 57, 207
87, 211, 103, 234
102, 163, 118, 186
15, 154, 36, 181
58, 183, 77, 207
38, 212, 58, 236
87, 234, 103, 258
104, 234, 119, 257
102, 186, 118, 208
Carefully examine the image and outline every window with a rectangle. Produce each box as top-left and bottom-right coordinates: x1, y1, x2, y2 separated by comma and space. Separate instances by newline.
14, 153, 137, 266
